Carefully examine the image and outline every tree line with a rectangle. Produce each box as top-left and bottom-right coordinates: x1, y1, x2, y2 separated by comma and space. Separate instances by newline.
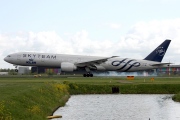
0, 68, 15, 72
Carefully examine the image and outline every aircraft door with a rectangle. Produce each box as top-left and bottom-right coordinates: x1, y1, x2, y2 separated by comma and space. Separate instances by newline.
77, 58, 81, 63
41, 55, 45, 62
17, 55, 21, 60
41, 58, 45, 62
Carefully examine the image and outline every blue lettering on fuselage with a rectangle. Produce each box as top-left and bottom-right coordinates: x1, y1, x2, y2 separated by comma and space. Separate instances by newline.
23, 54, 56, 59
26, 59, 36, 64
112, 59, 140, 71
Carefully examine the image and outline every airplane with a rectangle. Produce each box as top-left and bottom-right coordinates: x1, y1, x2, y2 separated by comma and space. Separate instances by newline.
4, 39, 171, 77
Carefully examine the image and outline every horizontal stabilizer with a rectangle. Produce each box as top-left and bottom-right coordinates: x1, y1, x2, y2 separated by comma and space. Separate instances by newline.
151, 63, 172, 67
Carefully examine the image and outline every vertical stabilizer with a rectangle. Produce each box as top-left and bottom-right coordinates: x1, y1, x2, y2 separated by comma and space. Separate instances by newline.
144, 39, 171, 62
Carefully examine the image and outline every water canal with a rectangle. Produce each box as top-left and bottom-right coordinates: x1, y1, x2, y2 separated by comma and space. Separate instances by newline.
54, 94, 180, 120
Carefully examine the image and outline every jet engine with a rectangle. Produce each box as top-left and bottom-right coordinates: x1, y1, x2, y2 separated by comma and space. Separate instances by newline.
61, 62, 77, 72
94, 65, 106, 71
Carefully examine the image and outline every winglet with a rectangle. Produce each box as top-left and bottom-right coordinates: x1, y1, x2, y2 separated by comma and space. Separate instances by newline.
144, 39, 171, 62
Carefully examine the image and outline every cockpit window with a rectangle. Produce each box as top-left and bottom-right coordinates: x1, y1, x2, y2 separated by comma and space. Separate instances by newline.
7, 55, 11, 57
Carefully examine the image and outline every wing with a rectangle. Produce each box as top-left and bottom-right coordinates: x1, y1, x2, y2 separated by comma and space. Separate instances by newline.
75, 56, 118, 67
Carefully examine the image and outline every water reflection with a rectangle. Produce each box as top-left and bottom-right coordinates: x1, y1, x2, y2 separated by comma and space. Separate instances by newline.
54, 94, 180, 120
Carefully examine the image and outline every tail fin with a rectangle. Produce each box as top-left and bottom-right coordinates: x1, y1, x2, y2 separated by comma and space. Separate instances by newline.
144, 39, 171, 62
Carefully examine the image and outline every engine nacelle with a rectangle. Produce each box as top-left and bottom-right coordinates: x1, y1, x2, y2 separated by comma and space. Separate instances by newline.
61, 62, 77, 72
94, 65, 106, 71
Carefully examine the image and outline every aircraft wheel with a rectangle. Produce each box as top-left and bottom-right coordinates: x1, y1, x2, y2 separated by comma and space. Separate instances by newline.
15, 69, 18, 72
83, 73, 93, 77
83, 74, 87, 77
90, 74, 93, 77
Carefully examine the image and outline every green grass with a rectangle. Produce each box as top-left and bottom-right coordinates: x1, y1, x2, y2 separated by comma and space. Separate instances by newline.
1, 75, 180, 119
0, 76, 70, 120
1, 75, 180, 84
172, 92, 180, 102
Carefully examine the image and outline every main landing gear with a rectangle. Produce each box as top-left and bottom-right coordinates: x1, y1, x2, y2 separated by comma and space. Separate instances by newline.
83, 73, 93, 77
83, 67, 93, 77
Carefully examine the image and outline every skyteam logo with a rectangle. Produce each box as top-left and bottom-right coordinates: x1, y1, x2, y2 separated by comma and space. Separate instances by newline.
112, 59, 140, 72
156, 46, 166, 56
26, 59, 36, 64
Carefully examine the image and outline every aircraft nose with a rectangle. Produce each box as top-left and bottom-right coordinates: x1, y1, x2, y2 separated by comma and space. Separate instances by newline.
4, 57, 8, 62
4, 55, 14, 63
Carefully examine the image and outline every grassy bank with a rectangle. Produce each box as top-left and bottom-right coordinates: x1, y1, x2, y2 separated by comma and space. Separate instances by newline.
1, 76, 180, 119
0, 80, 70, 120
66, 82, 180, 94
172, 93, 180, 102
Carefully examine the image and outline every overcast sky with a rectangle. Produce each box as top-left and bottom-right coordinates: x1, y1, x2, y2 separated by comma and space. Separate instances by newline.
1, 0, 180, 68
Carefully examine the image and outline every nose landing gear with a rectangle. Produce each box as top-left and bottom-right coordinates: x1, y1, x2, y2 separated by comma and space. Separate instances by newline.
14, 66, 18, 72
15, 69, 18, 72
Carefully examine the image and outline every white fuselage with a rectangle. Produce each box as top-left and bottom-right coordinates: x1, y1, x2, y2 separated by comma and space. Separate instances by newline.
4, 52, 167, 72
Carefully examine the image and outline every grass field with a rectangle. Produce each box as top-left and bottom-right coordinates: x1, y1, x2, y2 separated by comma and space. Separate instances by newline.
1, 75, 180, 84
1, 75, 180, 96
1, 75, 180, 119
